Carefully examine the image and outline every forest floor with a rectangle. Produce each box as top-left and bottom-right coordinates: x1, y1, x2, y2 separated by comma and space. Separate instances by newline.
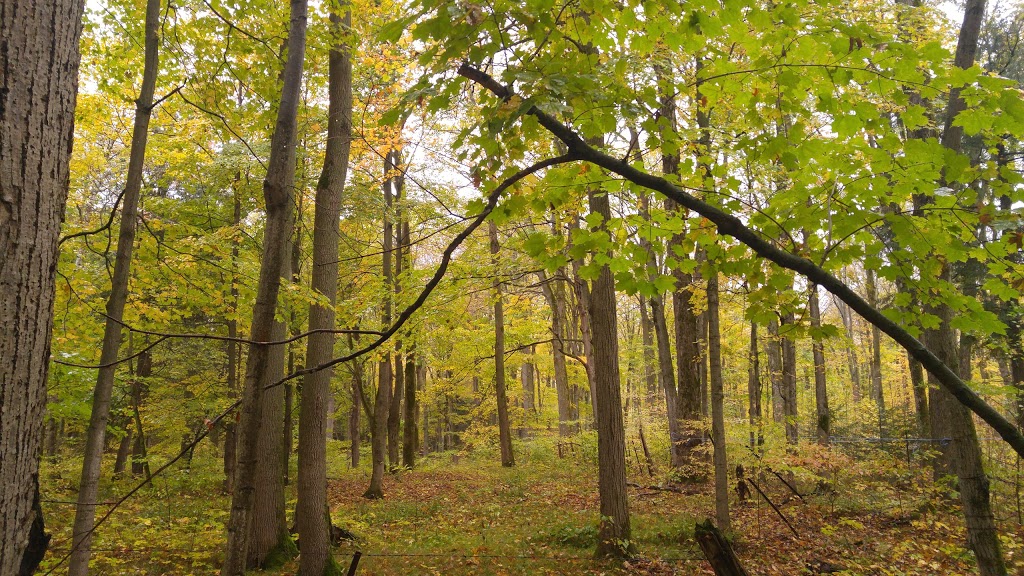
35, 433, 1024, 575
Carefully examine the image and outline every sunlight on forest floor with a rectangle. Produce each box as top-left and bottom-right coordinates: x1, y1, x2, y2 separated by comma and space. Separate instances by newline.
36, 433, 1024, 575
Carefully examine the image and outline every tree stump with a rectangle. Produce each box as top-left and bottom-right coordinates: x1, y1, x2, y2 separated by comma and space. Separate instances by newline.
695, 519, 749, 576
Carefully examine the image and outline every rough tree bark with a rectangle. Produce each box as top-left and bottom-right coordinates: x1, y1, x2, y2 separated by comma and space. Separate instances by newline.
586, 187, 632, 558
490, 220, 515, 467
296, 4, 352, 573
747, 321, 762, 448
70, 1, 160, 572
1, 1, 85, 572
221, 0, 307, 572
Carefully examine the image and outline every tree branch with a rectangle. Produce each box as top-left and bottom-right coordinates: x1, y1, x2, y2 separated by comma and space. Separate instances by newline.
457, 63, 1024, 459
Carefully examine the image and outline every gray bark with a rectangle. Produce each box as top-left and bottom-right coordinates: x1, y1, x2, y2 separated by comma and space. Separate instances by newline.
586, 189, 631, 558
0, 0, 82, 554
708, 270, 730, 531
221, 0, 307, 571
808, 284, 830, 444
297, 5, 352, 572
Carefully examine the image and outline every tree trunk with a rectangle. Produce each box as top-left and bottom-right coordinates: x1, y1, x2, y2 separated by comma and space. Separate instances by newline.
131, 350, 152, 480
834, 296, 862, 402
925, 0, 1006, 571
221, 0, 306, 571
490, 221, 515, 467
766, 319, 784, 423
296, 5, 352, 572
780, 313, 798, 444
365, 148, 398, 499
70, 1, 159, 572
350, 361, 363, 468
866, 267, 885, 435
808, 284, 830, 444
638, 296, 658, 404
402, 344, 418, 467
223, 191, 242, 493
586, 188, 632, 558
747, 321, 762, 448
708, 270, 730, 531
652, 296, 683, 466
538, 268, 576, 436
522, 356, 535, 413
248, 239, 293, 568
388, 160, 406, 468
0, 8, 81, 569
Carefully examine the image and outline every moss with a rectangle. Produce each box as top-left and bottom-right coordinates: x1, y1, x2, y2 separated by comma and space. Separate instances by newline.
260, 532, 298, 570
323, 555, 346, 576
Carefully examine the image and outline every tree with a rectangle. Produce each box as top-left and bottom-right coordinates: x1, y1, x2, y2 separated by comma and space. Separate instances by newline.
489, 220, 515, 467
0, 0, 86, 573
221, 0, 308, 571
296, 2, 353, 573
69, 1, 160, 572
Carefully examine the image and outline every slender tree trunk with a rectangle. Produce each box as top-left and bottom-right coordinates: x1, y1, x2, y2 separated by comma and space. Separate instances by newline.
708, 269, 730, 531
296, 6, 352, 572
638, 296, 658, 404
866, 267, 885, 435
350, 361, 363, 468
781, 313, 798, 444
402, 343, 418, 467
767, 319, 784, 423
651, 296, 683, 466
490, 221, 515, 467
522, 356, 535, 413
748, 321, 762, 448
130, 350, 152, 480
365, 148, 398, 499
808, 284, 830, 444
586, 188, 632, 558
539, 269, 575, 435
388, 160, 406, 467
70, 2, 159, 572
221, 0, 307, 571
835, 296, 862, 402
223, 191, 242, 493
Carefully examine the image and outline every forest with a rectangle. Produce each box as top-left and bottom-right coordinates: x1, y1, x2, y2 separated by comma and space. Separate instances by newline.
3, 0, 1024, 574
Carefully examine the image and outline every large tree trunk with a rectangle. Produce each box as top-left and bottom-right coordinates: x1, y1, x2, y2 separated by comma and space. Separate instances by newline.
296, 5, 352, 573
248, 238, 294, 568
586, 188, 632, 558
490, 221, 515, 467
924, 0, 1006, 572
221, 0, 307, 572
808, 284, 830, 444
70, 1, 159, 572
0, 5, 81, 562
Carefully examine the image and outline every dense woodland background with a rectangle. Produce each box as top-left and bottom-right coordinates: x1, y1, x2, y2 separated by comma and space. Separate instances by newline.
5, 0, 1024, 573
